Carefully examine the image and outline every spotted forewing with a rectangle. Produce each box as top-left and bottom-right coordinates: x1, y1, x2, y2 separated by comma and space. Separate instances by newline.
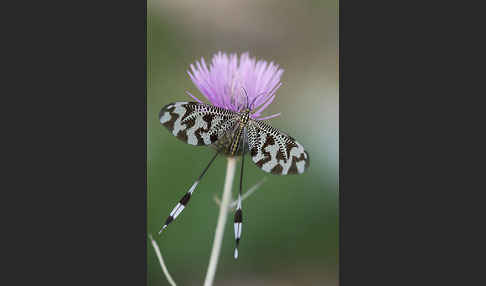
159, 101, 309, 175
246, 120, 309, 175
159, 102, 238, 146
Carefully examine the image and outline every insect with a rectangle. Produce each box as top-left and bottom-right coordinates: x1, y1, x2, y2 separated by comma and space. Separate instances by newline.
158, 91, 309, 259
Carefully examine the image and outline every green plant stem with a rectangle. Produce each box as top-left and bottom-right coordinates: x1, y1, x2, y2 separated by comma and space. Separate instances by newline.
203, 157, 237, 286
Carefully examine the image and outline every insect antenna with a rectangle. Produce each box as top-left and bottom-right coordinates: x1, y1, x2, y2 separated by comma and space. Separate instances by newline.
159, 151, 220, 234
249, 91, 267, 111
250, 83, 283, 113
233, 131, 246, 259
241, 87, 249, 110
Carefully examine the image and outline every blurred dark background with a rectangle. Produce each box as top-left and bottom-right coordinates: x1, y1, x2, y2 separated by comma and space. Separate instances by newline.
147, 0, 338, 285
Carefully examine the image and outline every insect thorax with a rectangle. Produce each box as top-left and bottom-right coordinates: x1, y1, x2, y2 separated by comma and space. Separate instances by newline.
211, 109, 250, 157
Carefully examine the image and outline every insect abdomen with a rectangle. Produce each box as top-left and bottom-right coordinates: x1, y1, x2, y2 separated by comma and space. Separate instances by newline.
211, 128, 248, 157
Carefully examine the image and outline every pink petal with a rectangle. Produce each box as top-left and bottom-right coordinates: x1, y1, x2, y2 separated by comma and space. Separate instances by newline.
185, 91, 202, 103
255, 113, 281, 121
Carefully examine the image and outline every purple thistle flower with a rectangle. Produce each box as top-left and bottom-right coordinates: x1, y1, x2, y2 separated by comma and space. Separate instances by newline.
187, 51, 283, 120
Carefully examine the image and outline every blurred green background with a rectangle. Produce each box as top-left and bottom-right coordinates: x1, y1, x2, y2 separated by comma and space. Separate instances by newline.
147, 0, 338, 285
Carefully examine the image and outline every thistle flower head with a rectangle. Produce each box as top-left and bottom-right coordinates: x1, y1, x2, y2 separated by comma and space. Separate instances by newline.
187, 51, 283, 120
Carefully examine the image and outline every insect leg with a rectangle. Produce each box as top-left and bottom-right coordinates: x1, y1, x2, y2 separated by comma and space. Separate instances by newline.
159, 151, 219, 234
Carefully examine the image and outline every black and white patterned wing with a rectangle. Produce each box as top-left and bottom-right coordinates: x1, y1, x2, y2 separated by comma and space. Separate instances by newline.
246, 119, 309, 175
159, 102, 239, 146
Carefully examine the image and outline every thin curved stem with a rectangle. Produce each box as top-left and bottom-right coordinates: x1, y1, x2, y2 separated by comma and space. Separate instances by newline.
149, 234, 177, 286
213, 176, 267, 210
203, 157, 237, 286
